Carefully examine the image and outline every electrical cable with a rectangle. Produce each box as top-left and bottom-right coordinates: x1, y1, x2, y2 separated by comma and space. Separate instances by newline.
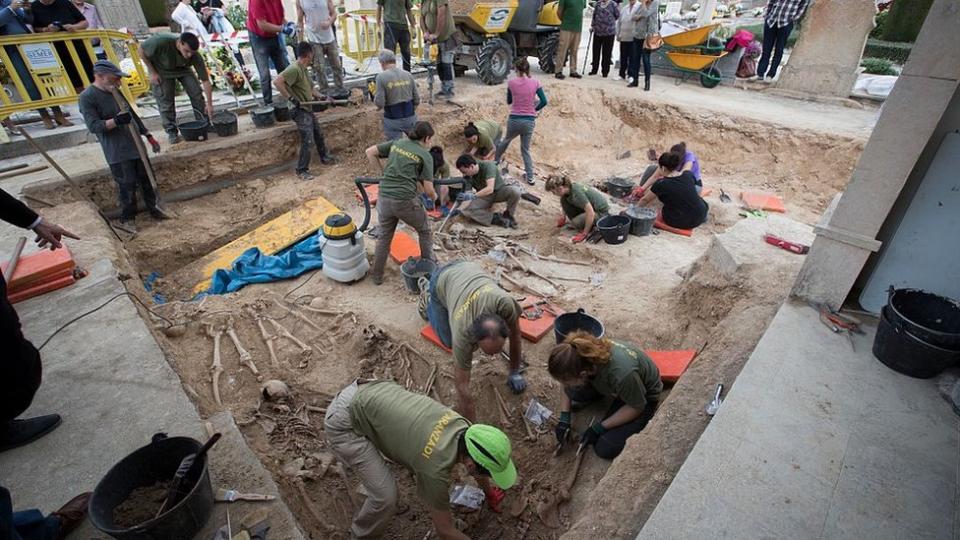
37, 292, 174, 351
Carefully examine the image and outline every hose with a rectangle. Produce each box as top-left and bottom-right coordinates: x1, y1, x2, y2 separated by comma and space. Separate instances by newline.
354, 176, 469, 232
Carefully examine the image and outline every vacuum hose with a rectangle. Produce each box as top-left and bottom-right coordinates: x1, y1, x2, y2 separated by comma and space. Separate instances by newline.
354, 176, 469, 232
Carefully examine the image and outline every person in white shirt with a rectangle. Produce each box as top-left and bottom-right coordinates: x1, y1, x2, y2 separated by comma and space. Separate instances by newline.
296, 0, 344, 93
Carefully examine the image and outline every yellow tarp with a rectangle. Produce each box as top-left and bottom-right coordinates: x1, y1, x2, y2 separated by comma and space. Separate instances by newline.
179, 196, 341, 295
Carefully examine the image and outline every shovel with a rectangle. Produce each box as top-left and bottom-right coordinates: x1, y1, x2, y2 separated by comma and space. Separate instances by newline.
705, 384, 724, 416
719, 189, 732, 203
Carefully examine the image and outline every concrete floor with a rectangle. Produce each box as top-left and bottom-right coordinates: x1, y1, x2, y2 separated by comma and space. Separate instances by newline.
638, 300, 959, 539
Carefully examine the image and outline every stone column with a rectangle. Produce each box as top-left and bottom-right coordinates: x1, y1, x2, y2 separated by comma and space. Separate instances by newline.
94, 0, 150, 37
775, 0, 876, 98
792, 0, 960, 307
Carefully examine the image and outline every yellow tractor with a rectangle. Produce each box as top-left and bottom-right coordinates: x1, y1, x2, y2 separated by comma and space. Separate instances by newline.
448, 0, 562, 84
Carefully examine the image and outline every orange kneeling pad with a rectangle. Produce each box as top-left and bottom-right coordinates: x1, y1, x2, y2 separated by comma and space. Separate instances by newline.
654, 217, 694, 237
740, 191, 786, 213
389, 231, 421, 263
8, 274, 76, 304
421, 324, 452, 353
518, 296, 559, 343
646, 349, 698, 383
2, 246, 75, 290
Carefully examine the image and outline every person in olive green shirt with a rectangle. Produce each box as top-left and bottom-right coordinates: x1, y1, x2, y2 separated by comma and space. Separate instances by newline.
139, 32, 214, 144
274, 42, 334, 180
364, 121, 438, 285
554, 0, 586, 79
376, 0, 417, 71
325, 380, 517, 538
420, 0, 456, 98
545, 176, 609, 243
454, 154, 521, 228
547, 330, 663, 459
463, 120, 502, 160
423, 261, 527, 421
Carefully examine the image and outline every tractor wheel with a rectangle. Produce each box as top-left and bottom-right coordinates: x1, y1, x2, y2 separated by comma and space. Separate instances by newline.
538, 32, 559, 74
476, 38, 513, 85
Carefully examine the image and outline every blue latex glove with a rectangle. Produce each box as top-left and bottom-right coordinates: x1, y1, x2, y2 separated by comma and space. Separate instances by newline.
448, 208, 462, 218
420, 193, 435, 211
456, 192, 476, 202
281, 21, 296, 36
506, 371, 527, 394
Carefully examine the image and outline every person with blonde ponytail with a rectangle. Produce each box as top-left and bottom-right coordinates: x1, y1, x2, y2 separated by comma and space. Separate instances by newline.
547, 330, 662, 459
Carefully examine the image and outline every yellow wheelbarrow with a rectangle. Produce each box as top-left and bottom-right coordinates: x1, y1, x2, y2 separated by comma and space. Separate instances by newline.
659, 23, 728, 88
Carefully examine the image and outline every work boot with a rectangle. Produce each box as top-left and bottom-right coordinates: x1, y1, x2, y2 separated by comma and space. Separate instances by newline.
51, 492, 91, 539
491, 213, 509, 228
644, 78, 651, 91
555, 73, 565, 80
320, 153, 336, 165
150, 205, 173, 220
588, 69, 598, 75
167, 133, 182, 145
53, 108, 73, 127
0, 414, 62, 453
569, 73, 582, 79
39, 110, 56, 130
501, 210, 518, 229
435, 90, 454, 100
627, 79, 639, 88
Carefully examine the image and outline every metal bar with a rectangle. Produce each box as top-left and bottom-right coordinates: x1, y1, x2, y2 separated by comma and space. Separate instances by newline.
3, 237, 27, 282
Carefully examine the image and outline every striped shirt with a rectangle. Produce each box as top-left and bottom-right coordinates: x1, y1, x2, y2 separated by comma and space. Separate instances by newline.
764, 0, 809, 28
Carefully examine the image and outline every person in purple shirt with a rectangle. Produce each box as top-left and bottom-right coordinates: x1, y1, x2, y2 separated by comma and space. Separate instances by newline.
637, 141, 702, 194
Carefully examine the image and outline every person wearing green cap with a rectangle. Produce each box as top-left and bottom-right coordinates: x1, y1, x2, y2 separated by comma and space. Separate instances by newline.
325, 380, 517, 538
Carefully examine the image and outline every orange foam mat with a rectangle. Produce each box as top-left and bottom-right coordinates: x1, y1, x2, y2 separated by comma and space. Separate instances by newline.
389, 231, 421, 263
646, 349, 698, 383
426, 207, 443, 219
519, 296, 560, 343
8, 274, 76, 304
654, 218, 693, 237
421, 324, 452, 353
8, 268, 74, 293
740, 191, 786, 213
356, 184, 379, 206
1, 246, 75, 290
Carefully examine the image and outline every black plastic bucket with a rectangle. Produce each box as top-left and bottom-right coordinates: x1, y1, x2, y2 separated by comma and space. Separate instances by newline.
89, 434, 214, 539
251, 106, 275, 128
400, 257, 436, 294
887, 288, 960, 351
605, 177, 634, 199
178, 120, 208, 141
211, 111, 238, 137
597, 215, 631, 245
873, 306, 960, 379
554, 308, 604, 344
273, 103, 292, 122
625, 207, 657, 236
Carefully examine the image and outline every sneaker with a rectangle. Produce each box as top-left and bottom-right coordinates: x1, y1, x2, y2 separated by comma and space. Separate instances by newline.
588, 70, 598, 76
417, 276, 430, 321
0, 414, 62, 453
320, 154, 336, 165
569, 73, 582, 79
524, 176, 535, 186
555, 73, 565, 80
297, 170, 315, 180
167, 133, 182, 145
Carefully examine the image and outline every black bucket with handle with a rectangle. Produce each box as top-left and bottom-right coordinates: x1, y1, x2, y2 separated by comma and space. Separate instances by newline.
211, 111, 238, 137
873, 306, 959, 379
886, 287, 960, 351
177, 108, 209, 142
554, 308, 605, 344
251, 106, 276, 128
89, 434, 214, 539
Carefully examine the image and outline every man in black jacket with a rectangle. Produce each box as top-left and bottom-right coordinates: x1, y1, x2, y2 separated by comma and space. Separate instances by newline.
0, 188, 78, 453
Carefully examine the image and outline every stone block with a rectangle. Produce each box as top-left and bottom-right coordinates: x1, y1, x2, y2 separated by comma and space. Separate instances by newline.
706, 213, 814, 279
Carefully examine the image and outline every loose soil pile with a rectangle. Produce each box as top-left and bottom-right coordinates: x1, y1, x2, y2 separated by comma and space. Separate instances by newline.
33, 80, 865, 539
112, 481, 170, 529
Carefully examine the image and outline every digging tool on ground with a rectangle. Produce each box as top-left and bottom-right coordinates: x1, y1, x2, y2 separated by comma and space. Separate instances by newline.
719, 189, 732, 203
156, 432, 222, 517
705, 384, 723, 416
3, 237, 26, 282
215, 488, 276, 503
16, 126, 125, 241
436, 199, 463, 234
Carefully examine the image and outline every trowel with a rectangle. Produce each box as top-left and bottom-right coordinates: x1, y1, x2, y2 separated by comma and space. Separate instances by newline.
705, 384, 724, 416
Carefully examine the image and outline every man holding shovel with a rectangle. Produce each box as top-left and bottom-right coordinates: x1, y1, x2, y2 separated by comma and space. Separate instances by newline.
79, 60, 167, 233
274, 42, 336, 180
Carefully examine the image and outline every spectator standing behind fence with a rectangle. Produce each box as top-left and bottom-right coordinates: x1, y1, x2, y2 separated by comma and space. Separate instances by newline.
29, 0, 91, 92
296, 0, 344, 94
247, 0, 291, 105
0, 0, 71, 129
193, 0, 231, 34
615, 0, 640, 81
377, 0, 416, 72
588, 0, 618, 77
755, 0, 809, 82
139, 32, 215, 144
629, 0, 658, 90
553, 0, 585, 80
70, 0, 103, 59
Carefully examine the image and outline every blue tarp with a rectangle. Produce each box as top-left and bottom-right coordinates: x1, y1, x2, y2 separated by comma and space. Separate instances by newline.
206, 234, 323, 295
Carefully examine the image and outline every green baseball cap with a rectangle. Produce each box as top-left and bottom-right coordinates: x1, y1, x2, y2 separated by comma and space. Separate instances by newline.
464, 424, 517, 490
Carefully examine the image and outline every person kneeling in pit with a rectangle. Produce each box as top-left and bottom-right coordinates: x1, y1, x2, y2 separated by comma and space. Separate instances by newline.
549, 331, 662, 459
463, 120, 501, 160
545, 176, 609, 243
325, 380, 517, 537
420, 261, 527, 422
454, 154, 521, 228
634, 151, 708, 230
